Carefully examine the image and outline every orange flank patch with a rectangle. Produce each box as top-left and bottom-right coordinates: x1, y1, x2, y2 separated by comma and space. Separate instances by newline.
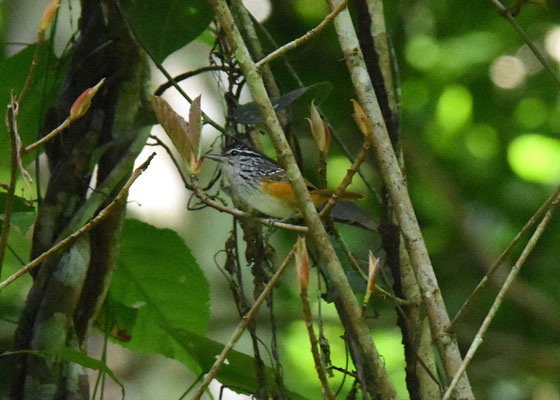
260, 178, 363, 209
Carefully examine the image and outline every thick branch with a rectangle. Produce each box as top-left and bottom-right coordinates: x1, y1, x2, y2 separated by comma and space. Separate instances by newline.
326, 0, 474, 398
208, 0, 398, 398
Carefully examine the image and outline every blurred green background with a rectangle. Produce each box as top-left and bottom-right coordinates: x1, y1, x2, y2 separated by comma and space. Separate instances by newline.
1, 0, 560, 399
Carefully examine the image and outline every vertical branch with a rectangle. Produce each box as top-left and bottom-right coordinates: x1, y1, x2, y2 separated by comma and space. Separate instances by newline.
0, 96, 20, 278
207, 1, 399, 398
326, 0, 474, 398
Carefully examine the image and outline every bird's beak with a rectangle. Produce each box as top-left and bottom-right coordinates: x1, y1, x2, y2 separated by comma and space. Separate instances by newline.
203, 152, 225, 162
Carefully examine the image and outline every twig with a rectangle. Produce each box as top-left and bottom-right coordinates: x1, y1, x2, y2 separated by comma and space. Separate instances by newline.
0, 153, 155, 291
319, 139, 371, 217
191, 244, 297, 400
0, 96, 20, 278
190, 175, 308, 232
18, 30, 47, 105
491, 0, 560, 88
447, 185, 560, 331
442, 191, 560, 400
326, 0, 474, 396
113, 0, 225, 133
300, 281, 336, 399
256, 0, 349, 68
23, 117, 71, 154
154, 65, 232, 96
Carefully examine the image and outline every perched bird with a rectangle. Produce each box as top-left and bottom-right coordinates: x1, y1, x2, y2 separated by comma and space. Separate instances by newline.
204, 143, 363, 218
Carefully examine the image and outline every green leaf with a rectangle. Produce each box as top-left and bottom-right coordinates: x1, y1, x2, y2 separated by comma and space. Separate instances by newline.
105, 219, 210, 370
0, 347, 125, 399
167, 327, 307, 399
0, 44, 67, 178
233, 82, 333, 124
102, 220, 307, 398
125, 0, 214, 64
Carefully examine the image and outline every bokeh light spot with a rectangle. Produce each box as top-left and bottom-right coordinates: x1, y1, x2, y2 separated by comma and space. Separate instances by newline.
514, 98, 548, 130
465, 124, 499, 159
436, 85, 472, 133
327, 156, 367, 194
490, 55, 526, 89
508, 134, 560, 184
545, 26, 560, 62
293, 0, 329, 24
405, 35, 440, 71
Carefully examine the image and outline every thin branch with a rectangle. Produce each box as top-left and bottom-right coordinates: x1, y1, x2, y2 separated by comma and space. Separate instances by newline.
191, 244, 297, 400
23, 117, 71, 154
491, 0, 560, 88
256, 0, 349, 68
0, 96, 20, 278
0, 153, 156, 291
190, 175, 308, 233
18, 31, 46, 105
300, 283, 336, 400
442, 191, 560, 400
447, 184, 560, 331
153, 65, 232, 97
319, 138, 371, 217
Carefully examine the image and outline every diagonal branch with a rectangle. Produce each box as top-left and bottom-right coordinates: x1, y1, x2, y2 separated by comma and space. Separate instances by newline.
256, 0, 349, 68
191, 243, 297, 400
443, 190, 560, 400
0, 153, 155, 291
447, 184, 560, 331
490, 0, 560, 88
326, 0, 474, 397
208, 0, 399, 398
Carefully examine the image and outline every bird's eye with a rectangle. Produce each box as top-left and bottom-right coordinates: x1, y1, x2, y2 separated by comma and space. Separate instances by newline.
230, 150, 238, 156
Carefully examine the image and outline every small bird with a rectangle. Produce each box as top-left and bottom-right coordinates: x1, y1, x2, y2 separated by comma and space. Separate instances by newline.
204, 143, 363, 218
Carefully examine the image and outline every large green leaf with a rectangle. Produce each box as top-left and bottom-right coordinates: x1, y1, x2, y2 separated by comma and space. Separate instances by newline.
106, 219, 210, 370
125, 0, 214, 64
103, 220, 306, 398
